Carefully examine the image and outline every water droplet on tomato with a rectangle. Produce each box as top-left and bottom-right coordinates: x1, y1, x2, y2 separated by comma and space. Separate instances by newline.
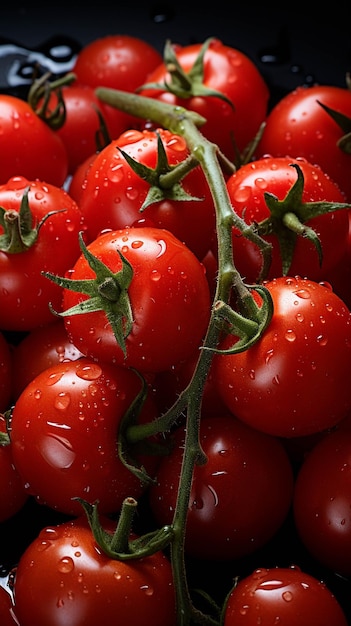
76, 362, 102, 381
54, 392, 71, 410
150, 269, 161, 281
140, 585, 154, 596
282, 590, 293, 602
294, 288, 311, 299
285, 330, 296, 342
317, 334, 328, 346
46, 371, 65, 386
58, 556, 74, 574
131, 239, 143, 249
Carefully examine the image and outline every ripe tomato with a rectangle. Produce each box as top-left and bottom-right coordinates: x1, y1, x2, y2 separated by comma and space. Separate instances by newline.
214, 276, 351, 438
59, 226, 211, 373
0, 332, 13, 412
76, 128, 216, 260
0, 415, 28, 522
293, 428, 351, 578
72, 34, 162, 92
223, 566, 348, 626
256, 84, 351, 202
226, 156, 350, 283
138, 37, 269, 162
12, 516, 176, 626
0, 94, 68, 187
0, 176, 86, 331
44, 83, 134, 174
11, 320, 84, 401
10, 358, 159, 516
149, 416, 294, 560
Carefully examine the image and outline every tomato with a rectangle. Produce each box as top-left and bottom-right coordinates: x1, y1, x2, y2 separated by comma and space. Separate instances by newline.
214, 276, 351, 438
293, 428, 351, 578
10, 358, 159, 516
0, 415, 28, 522
149, 415, 294, 560
0, 585, 18, 626
0, 176, 86, 331
256, 84, 351, 202
223, 566, 348, 626
59, 226, 211, 373
0, 332, 13, 412
12, 516, 176, 626
76, 128, 216, 260
138, 37, 269, 162
72, 34, 162, 92
226, 156, 350, 283
45, 83, 134, 174
11, 320, 84, 401
0, 94, 68, 187
66, 152, 97, 205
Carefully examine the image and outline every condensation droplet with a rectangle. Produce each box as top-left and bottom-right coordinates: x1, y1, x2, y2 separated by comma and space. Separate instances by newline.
58, 556, 74, 574
76, 362, 102, 381
285, 329, 296, 342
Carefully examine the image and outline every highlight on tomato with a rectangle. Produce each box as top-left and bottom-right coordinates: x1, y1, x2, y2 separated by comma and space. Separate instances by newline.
214, 276, 351, 438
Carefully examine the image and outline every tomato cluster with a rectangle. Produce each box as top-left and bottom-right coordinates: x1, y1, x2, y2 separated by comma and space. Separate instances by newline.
0, 31, 351, 626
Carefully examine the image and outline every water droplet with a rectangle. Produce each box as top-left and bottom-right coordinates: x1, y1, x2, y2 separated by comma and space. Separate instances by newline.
316, 334, 328, 346
140, 585, 154, 596
76, 362, 102, 381
294, 289, 311, 299
58, 556, 74, 574
285, 329, 296, 342
54, 392, 71, 410
150, 269, 161, 281
282, 590, 293, 602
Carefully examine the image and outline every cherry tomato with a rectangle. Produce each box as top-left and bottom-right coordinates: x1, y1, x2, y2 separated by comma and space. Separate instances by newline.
0, 415, 28, 522
138, 37, 269, 162
60, 226, 211, 373
214, 276, 351, 438
11, 320, 84, 401
149, 416, 294, 560
0, 94, 68, 187
72, 34, 163, 92
293, 428, 351, 578
10, 358, 159, 516
76, 128, 216, 260
46, 83, 134, 174
12, 516, 176, 626
256, 84, 351, 201
226, 156, 350, 283
0, 176, 86, 331
0, 332, 13, 412
223, 566, 348, 626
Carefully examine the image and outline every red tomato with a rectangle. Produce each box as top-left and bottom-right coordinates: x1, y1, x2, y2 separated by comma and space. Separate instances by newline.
0, 176, 86, 331
149, 416, 294, 560
12, 516, 176, 626
293, 429, 351, 578
76, 128, 216, 260
223, 566, 348, 626
214, 276, 351, 438
66, 152, 97, 205
226, 156, 350, 283
10, 358, 159, 516
0, 332, 13, 412
0, 94, 68, 187
45, 83, 134, 174
72, 34, 162, 92
256, 84, 351, 202
138, 38, 269, 162
11, 320, 84, 400
0, 415, 28, 522
0, 585, 18, 626
60, 226, 211, 373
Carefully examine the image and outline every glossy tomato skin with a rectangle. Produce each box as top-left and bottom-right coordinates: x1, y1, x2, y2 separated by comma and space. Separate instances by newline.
226, 156, 350, 283
293, 429, 351, 578
11, 320, 84, 401
62, 226, 211, 373
10, 358, 159, 516
0, 415, 28, 522
223, 566, 348, 626
72, 34, 162, 92
0, 176, 86, 331
77, 128, 216, 260
0, 95, 68, 187
0, 331, 13, 411
0, 586, 18, 626
214, 276, 351, 438
256, 85, 351, 202
138, 38, 269, 162
149, 416, 294, 560
47, 84, 134, 174
12, 516, 176, 626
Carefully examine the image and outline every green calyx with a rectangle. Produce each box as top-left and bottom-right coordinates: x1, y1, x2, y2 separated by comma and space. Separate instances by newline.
317, 99, 351, 154
137, 37, 234, 108
0, 187, 65, 253
43, 232, 134, 356
256, 163, 351, 277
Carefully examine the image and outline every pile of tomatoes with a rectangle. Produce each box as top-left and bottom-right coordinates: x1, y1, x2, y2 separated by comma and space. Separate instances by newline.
1, 33, 351, 626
